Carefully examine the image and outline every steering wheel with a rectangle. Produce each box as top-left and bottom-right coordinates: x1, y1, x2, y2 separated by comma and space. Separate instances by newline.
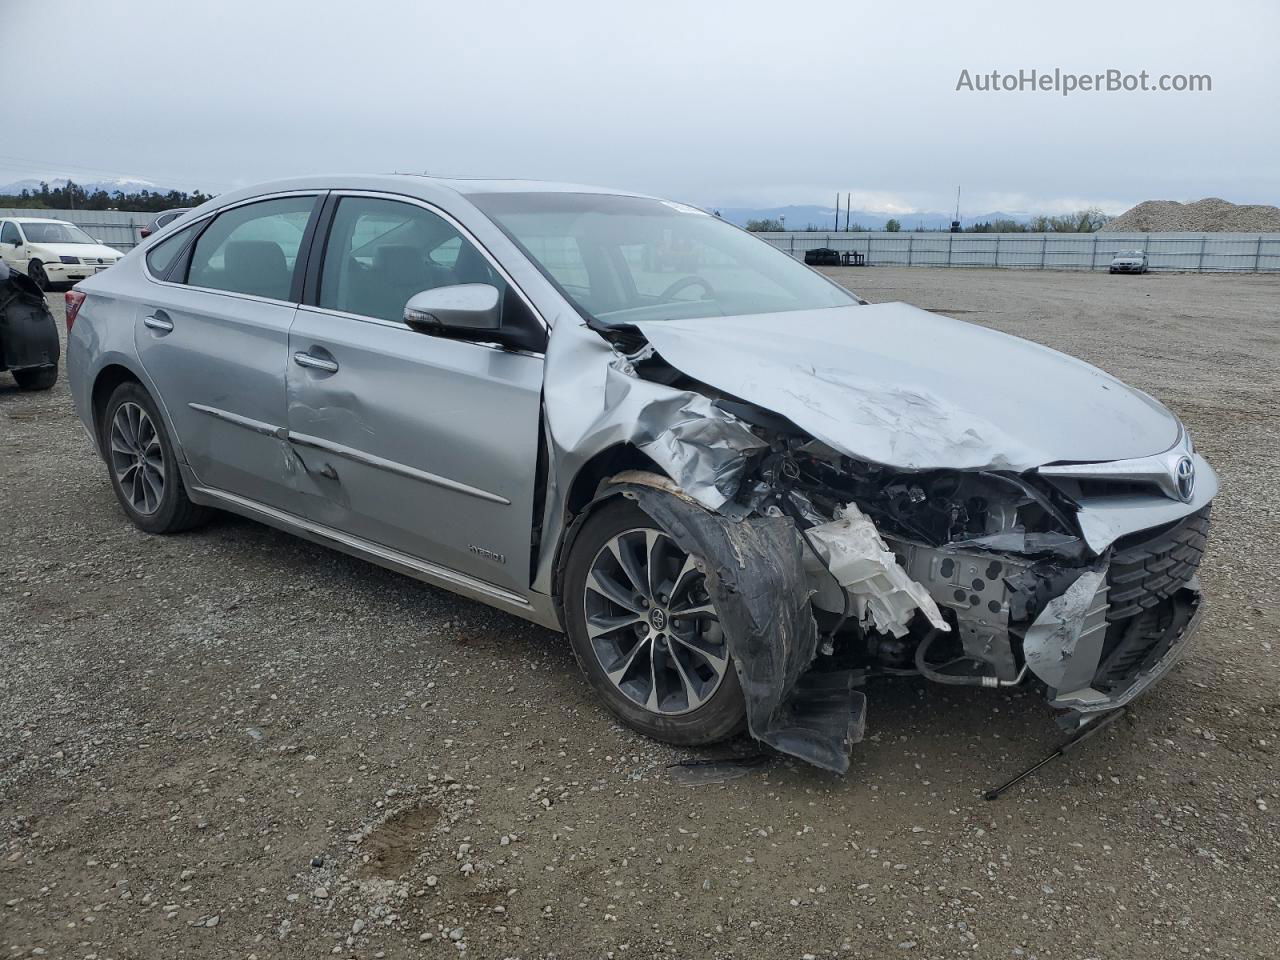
658, 275, 715, 301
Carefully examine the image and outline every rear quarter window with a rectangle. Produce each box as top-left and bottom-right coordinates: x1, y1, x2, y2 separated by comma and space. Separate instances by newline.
145, 222, 202, 279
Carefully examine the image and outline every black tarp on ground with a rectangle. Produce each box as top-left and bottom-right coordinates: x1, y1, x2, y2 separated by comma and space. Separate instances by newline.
0, 260, 59, 375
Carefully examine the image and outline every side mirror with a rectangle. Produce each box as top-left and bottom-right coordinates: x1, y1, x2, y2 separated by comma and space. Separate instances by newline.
404, 283, 502, 338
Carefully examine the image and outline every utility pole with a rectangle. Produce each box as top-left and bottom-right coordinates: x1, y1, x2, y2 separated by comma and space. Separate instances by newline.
845, 193, 851, 231
835, 193, 840, 232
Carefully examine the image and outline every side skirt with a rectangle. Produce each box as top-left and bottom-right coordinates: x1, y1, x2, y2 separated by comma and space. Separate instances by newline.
185, 477, 562, 631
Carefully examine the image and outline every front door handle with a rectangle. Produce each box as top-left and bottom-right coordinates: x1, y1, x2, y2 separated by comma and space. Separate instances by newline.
142, 314, 174, 333
293, 352, 338, 373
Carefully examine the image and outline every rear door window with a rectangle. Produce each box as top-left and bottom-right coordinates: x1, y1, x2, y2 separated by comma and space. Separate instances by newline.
186, 196, 317, 300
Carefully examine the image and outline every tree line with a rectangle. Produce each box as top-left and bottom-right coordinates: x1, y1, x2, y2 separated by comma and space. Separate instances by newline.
745, 207, 1112, 233
0, 180, 213, 213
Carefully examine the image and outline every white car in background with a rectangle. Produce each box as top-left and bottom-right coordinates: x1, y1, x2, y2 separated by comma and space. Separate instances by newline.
0, 217, 124, 290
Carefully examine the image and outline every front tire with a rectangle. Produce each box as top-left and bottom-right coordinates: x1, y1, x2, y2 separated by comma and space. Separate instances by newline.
101, 382, 209, 534
13, 365, 57, 390
27, 260, 48, 290
563, 497, 746, 746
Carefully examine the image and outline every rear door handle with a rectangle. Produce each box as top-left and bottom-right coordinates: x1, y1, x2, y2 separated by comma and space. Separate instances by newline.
142, 314, 174, 333
293, 352, 338, 373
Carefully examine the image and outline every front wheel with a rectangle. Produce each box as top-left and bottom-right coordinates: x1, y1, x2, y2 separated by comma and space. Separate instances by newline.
563, 497, 746, 746
101, 382, 209, 534
27, 260, 48, 290
13, 365, 57, 390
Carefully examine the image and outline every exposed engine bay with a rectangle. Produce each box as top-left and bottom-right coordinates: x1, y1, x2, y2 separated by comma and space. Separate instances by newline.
550, 316, 1215, 773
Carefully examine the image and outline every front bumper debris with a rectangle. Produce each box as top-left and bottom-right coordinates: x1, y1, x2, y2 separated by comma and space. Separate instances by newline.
618, 482, 866, 774
1049, 579, 1203, 714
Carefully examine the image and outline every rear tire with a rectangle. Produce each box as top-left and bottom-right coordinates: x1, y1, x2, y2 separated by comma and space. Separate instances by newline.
563, 496, 746, 746
13, 365, 57, 390
101, 381, 210, 534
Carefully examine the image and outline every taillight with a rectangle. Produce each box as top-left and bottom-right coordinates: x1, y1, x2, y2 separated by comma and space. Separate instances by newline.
65, 290, 86, 332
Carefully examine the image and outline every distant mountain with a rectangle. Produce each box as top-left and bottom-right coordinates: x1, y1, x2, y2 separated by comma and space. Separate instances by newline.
0, 176, 177, 196
711, 204, 1033, 231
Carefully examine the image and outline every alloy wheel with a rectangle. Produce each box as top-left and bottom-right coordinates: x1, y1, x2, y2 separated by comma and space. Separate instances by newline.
109, 402, 165, 515
583, 528, 730, 715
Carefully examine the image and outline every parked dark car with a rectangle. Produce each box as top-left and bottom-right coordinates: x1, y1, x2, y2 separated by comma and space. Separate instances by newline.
139, 208, 192, 240
803, 247, 841, 266
0, 259, 59, 390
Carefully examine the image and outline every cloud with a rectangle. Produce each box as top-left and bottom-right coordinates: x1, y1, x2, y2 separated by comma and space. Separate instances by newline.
3, 0, 1276, 213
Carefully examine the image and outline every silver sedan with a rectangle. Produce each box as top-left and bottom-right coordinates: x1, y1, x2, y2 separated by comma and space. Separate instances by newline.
66, 176, 1216, 772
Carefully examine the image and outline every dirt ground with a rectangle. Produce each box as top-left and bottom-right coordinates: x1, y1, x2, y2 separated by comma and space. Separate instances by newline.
3, 267, 1278, 960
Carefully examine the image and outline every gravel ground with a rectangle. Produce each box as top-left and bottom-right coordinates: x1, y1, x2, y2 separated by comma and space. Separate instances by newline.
2, 268, 1278, 960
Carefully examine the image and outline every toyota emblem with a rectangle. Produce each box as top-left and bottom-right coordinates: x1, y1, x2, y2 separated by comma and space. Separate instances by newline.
1174, 456, 1195, 502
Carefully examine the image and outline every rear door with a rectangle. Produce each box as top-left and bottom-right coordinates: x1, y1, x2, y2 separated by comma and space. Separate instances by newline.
134, 193, 322, 512
286, 192, 545, 592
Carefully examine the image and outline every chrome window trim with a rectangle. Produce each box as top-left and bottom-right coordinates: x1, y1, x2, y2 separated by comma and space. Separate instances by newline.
320, 189, 549, 333
140, 189, 322, 300
140, 214, 214, 285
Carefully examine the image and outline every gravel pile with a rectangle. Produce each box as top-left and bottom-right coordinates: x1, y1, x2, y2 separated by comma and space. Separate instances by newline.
1102, 197, 1280, 232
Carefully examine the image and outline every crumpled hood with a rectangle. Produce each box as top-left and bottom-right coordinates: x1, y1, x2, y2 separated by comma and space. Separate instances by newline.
631, 302, 1179, 472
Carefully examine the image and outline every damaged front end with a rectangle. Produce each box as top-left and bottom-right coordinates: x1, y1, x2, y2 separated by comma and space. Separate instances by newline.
545, 313, 1216, 774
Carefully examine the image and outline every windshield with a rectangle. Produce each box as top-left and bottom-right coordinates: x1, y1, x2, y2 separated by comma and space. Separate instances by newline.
469, 192, 857, 324
21, 221, 96, 244
1118, 250, 1144, 257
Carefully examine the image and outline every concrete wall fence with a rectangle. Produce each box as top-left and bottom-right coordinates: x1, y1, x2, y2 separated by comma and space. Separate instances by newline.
5, 208, 1280, 272
758, 231, 1280, 272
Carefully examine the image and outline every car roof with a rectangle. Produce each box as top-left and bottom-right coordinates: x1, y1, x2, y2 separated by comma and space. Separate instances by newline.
196, 174, 657, 210
6, 217, 75, 224
429, 177, 654, 198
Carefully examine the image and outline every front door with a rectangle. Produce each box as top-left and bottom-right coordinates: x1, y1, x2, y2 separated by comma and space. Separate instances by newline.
0, 221, 27, 273
287, 194, 544, 593
133, 194, 321, 512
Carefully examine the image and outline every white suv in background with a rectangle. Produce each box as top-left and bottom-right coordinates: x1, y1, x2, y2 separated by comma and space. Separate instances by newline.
0, 217, 124, 290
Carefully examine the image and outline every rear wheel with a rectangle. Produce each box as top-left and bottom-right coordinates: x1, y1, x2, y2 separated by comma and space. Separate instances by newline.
563, 497, 746, 746
102, 382, 209, 534
13, 365, 57, 390
27, 260, 48, 290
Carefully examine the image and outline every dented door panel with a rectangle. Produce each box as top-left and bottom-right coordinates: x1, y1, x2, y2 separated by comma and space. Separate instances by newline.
286, 307, 543, 593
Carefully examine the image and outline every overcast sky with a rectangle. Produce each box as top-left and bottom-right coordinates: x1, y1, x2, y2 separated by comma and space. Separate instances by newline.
2, 0, 1276, 215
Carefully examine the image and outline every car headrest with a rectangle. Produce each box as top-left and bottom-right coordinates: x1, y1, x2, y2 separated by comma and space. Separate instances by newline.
224, 241, 289, 299
373, 244, 425, 277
